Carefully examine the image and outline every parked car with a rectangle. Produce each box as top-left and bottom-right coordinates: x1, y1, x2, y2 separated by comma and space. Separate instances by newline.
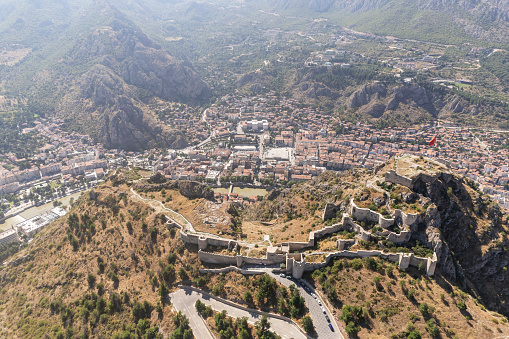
325, 315, 330, 323
317, 300, 322, 306
280, 273, 285, 278
311, 293, 317, 299
328, 323, 334, 332
321, 306, 326, 314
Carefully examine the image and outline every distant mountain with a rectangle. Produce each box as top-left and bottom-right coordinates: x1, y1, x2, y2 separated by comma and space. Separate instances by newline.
264, 0, 509, 43
55, 18, 209, 150
0, 0, 211, 151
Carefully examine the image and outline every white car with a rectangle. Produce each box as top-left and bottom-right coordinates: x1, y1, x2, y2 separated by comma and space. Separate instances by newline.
317, 300, 322, 306
311, 293, 317, 299
321, 306, 326, 314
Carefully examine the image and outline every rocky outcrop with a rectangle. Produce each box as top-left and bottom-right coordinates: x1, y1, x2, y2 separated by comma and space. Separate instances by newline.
45, 10, 210, 151
412, 172, 509, 315
148, 172, 167, 185
302, 82, 339, 99
448, 96, 464, 114
177, 181, 214, 201
348, 83, 387, 108
69, 22, 210, 103
347, 82, 434, 119
59, 65, 188, 151
392, 83, 430, 106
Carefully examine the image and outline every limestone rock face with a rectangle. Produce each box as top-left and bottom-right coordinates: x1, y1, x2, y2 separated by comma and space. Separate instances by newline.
69, 23, 210, 103
348, 83, 387, 108
415, 173, 509, 315
60, 65, 188, 151
177, 181, 214, 201
56, 20, 210, 151
392, 83, 430, 106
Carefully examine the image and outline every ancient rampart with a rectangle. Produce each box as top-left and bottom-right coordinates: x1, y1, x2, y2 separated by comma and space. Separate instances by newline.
199, 266, 265, 275
286, 250, 437, 279
385, 170, 414, 189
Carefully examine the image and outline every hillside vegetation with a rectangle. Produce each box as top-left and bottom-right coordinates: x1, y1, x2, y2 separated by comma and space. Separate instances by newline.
0, 166, 508, 338
0, 181, 201, 338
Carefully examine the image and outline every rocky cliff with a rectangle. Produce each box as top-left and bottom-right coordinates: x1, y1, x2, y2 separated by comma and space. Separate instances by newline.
67, 21, 210, 103
411, 172, 509, 316
58, 64, 188, 151
337, 81, 489, 126
2, 3, 211, 151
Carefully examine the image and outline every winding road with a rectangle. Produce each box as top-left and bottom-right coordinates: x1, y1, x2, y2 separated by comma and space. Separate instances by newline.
169, 287, 307, 339
265, 270, 343, 339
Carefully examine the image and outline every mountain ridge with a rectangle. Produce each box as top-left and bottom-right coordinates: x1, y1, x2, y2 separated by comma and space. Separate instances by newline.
0, 0, 211, 151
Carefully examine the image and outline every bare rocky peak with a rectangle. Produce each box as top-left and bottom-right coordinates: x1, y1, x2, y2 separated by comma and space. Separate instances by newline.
67, 21, 210, 103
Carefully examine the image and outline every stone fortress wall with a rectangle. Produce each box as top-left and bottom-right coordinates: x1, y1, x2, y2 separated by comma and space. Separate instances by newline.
199, 266, 266, 275
173, 203, 437, 278
168, 167, 439, 279
385, 170, 414, 189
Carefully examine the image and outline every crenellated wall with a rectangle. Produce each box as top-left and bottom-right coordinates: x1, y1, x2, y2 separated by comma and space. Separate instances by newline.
393, 209, 420, 227
386, 231, 411, 244
175, 190, 437, 280
322, 202, 339, 220
337, 239, 356, 250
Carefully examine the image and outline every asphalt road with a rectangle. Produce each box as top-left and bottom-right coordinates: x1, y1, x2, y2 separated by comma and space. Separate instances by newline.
169, 287, 307, 339
266, 272, 344, 339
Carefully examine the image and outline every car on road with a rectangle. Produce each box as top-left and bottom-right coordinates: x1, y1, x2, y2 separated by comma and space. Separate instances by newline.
328, 323, 334, 332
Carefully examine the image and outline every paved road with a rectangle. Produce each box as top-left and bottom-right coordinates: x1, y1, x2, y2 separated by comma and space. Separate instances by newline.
169, 287, 306, 339
170, 288, 214, 339
265, 271, 344, 339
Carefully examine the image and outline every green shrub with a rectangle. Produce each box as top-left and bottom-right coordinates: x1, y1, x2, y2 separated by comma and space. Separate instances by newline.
419, 303, 434, 317
345, 321, 360, 335
351, 258, 363, 270
426, 318, 440, 337
87, 273, 96, 288
302, 315, 314, 333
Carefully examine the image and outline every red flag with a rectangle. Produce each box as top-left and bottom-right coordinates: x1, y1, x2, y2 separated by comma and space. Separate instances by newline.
428, 134, 437, 147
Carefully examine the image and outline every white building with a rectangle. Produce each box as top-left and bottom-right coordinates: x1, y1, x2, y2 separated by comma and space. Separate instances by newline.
241, 120, 269, 132
16, 207, 67, 238
0, 228, 19, 246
